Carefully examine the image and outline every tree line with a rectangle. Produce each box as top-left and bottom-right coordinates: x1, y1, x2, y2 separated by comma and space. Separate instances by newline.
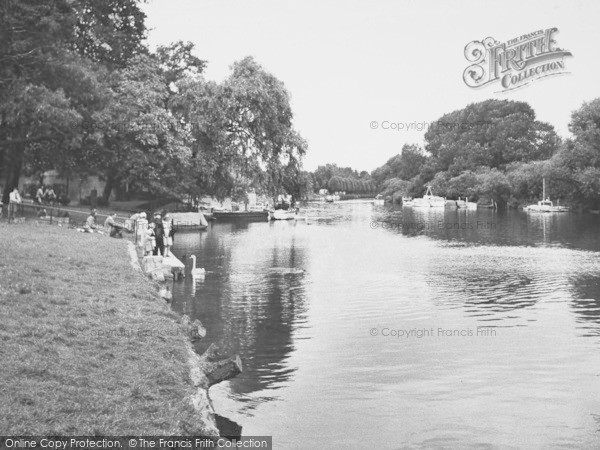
0, 0, 307, 206
369, 98, 600, 209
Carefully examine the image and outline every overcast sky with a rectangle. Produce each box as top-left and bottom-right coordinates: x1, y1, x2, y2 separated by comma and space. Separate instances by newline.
143, 0, 600, 172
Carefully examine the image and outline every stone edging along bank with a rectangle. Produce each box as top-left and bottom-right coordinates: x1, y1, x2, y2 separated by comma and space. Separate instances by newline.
126, 242, 243, 437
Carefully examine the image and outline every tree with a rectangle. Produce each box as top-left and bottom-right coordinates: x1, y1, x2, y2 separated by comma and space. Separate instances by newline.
73, 0, 148, 68
93, 55, 190, 201
172, 57, 306, 201
424, 99, 558, 175
0, 0, 151, 204
0, 0, 79, 203
371, 144, 428, 188
155, 41, 206, 86
327, 176, 343, 193
475, 168, 511, 207
380, 178, 410, 201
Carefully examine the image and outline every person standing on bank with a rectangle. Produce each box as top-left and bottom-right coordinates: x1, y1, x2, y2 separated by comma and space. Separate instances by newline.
9, 187, 22, 220
162, 211, 173, 257
145, 222, 156, 256
153, 212, 165, 256
35, 185, 45, 204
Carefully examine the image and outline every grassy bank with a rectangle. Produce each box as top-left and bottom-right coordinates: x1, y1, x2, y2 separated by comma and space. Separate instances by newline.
0, 223, 207, 435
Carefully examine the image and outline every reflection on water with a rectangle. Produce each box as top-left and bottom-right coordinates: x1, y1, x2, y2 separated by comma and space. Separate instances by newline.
171, 223, 309, 414
171, 201, 600, 448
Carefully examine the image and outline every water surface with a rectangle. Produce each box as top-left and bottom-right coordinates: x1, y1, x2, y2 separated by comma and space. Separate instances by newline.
171, 201, 600, 448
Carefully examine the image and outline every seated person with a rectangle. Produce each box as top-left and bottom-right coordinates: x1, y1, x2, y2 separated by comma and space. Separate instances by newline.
84, 209, 99, 232
45, 187, 57, 205
104, 212, 123, 238
37, 208, 48, 218
35, 186, 45, 204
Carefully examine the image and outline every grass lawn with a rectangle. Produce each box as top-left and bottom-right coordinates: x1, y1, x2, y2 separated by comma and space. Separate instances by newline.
0, 223, 207, 435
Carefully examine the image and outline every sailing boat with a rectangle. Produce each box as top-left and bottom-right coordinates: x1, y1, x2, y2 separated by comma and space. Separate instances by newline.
525, 178, 569, 212
411, 185, 446, 208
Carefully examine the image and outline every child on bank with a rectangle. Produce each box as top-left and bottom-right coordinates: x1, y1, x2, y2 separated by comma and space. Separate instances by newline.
145, 222, 156, 256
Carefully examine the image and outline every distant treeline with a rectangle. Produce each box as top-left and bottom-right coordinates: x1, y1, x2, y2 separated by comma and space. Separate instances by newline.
369, 98, 600, 209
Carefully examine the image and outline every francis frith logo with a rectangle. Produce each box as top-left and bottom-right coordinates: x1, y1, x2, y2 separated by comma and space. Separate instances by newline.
463, 27, 572, 92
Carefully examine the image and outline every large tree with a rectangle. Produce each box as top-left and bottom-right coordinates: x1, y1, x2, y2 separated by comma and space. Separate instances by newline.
0, 0, 78, 203
371, 144, 428, 188
172, 57, 307, 202
0, 0, 149, 204
93, 55, 191, 201
424, 99, 559, 176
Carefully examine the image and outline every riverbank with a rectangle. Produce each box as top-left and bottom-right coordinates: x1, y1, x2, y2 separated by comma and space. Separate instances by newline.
0, 223, 211, 435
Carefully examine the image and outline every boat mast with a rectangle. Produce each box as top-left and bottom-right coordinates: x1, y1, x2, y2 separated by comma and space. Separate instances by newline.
542, 177, 546, 200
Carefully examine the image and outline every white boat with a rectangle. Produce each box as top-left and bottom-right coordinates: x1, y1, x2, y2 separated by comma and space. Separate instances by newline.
401, 197, 413, 207
410, 186, 446, 208
525, 179, 569, 213
325, 195, 334, 203
270, 209, 297, 220
526, 199, 569, 213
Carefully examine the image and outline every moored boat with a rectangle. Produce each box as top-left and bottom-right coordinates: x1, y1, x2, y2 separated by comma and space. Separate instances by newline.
401, 197, 413, 207
410, 186, 445, 208
325, 195, 334, 203
213, 210, 269, 221
525, 179, 569, 213
525, 200, 569, 213
270, 209, 297, 220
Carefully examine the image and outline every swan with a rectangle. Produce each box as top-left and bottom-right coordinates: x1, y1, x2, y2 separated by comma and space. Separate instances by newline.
189, 255, 206, 277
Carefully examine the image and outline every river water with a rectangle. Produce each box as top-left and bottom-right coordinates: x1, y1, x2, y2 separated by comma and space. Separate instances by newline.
170, 200, 600, 449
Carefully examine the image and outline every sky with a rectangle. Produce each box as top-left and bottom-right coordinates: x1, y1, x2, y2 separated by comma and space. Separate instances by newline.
143, 0, 600, 172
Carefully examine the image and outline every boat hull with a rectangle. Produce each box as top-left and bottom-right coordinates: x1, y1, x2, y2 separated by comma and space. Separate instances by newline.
411, 198, 446, 208
270, 210, 297, 220
213, 211, 269, 221
526, 206, 570, 213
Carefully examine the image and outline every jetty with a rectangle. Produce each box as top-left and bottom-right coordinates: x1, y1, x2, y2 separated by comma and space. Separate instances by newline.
141, 254, 186, 281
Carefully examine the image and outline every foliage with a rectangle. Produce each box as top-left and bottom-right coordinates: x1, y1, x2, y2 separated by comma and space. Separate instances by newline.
0, 2, 308, 205
371, 144, 428, 189
171, 57, 307, 201
369, 97, 600, 208
424, 99, 559, 176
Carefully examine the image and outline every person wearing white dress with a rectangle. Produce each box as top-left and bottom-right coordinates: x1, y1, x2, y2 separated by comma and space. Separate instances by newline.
162, 212, 173, 257
9, 187, 22, 220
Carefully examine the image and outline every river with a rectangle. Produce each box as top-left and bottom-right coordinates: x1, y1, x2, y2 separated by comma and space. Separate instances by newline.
170, 200, 600, 448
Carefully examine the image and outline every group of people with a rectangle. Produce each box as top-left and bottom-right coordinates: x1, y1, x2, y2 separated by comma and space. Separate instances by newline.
35, 185, 58, 206
83, 208, 123, 238
130, 210, 174, 257
144, 211, 175, 257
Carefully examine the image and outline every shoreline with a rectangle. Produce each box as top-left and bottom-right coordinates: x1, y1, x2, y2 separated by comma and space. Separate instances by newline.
0, 222, 240, 437
127, 242, 243, 437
